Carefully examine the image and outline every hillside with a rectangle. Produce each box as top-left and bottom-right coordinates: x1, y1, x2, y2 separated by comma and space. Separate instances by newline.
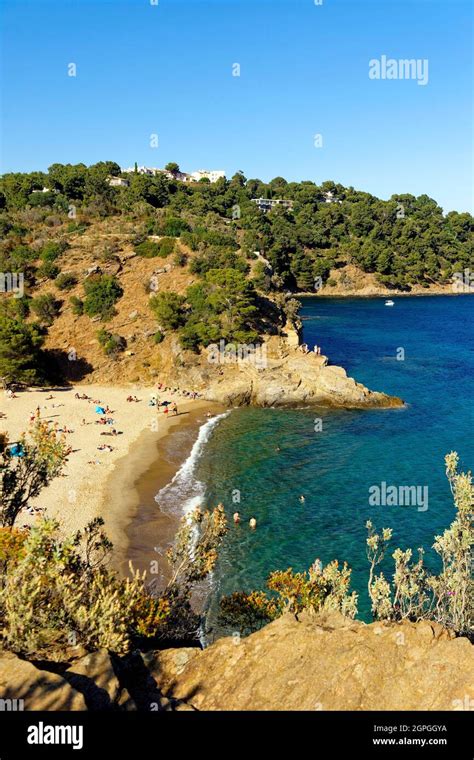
0, 162, 472, 402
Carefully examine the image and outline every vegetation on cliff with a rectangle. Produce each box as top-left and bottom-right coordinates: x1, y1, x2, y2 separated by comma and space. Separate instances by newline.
1, 162, 472, 291
0, 161, 472, 382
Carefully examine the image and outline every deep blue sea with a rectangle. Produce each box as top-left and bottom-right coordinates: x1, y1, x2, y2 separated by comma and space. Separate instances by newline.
171, 295, 473, 632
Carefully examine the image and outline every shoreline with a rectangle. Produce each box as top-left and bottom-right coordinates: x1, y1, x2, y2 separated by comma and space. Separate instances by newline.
295, 290, 474, 299
107, 401, 225, 577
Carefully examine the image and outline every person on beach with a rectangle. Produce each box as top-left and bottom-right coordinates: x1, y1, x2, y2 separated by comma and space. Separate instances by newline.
172, 403, 178, 416
249, 517, 257, 529
233, 512, 241, 524
163, 406, 169, 416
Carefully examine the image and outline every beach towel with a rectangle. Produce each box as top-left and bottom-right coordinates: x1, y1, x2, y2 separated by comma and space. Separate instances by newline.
9, 443, 24, 457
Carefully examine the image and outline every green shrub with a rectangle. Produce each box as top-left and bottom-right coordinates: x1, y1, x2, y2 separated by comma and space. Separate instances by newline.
55, 272, 77, 290
83, 275, 123, 320
97, 328, 126, 356
153, 330, 164, 344
66, 221, 89, 234
220, 560, 358, 636
0, 506, 226, 656
36, 261, 60, 280
149, 291, 186, 329
0, 314, 44, 385
40, 240, 68, 262
156, 237, 175, 257
70, 295, 84, 315
134, 241, 161, 258
135, 237, 175, 258
154, 216, 190, 237
173, 248, 188, 267
30, 293, 60, 325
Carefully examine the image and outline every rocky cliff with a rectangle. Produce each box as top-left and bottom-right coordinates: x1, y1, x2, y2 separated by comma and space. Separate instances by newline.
1, 613, 472, 711
166, 334, 404, 409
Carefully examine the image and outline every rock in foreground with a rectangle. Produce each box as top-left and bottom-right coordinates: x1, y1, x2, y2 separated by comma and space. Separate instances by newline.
2, 614, 471, 710
150, 613, 474, 711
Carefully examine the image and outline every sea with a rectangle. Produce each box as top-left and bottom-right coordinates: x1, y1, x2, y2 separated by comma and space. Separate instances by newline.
154, 295, 473, 635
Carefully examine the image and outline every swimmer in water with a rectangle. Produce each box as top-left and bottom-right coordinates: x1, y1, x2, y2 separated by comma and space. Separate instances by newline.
299, 495, 305, 503
233, 512, 241, 524
249, 517, 257, 529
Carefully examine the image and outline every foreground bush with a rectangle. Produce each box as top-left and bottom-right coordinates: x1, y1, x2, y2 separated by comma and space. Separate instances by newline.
219, 559, 358, 635
367, 452, 473, 636
0, 506, 227, 657
0, 422, 68, 527
220, 453, 473, 638
0, 518, 168, 655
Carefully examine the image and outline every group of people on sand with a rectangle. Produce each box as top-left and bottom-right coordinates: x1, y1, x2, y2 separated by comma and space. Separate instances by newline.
156, 382, 199, 400
162, 402, 178, 416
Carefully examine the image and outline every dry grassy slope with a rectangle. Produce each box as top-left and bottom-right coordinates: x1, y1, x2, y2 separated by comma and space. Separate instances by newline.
33, 218, 200, 385
30, 218, 451, 389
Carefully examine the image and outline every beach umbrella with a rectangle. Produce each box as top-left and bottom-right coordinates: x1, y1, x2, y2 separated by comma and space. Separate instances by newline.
95, 406, 106, 414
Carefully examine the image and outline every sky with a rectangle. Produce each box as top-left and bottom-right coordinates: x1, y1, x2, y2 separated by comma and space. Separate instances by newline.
0, 0, 472, 213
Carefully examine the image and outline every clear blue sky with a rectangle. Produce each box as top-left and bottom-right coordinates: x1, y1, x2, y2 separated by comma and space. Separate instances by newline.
1, 0, 472, 212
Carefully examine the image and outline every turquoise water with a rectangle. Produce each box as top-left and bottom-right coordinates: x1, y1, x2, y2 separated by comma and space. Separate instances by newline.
194, 295, 473, 631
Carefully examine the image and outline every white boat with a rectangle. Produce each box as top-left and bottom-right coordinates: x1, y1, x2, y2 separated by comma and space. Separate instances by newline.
385, 299, 395, 306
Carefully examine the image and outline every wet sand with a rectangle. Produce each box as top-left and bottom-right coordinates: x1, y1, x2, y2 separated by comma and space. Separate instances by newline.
110, 402, 225, 583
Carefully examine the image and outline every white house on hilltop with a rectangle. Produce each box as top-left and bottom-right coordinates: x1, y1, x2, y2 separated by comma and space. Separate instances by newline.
121, 166, 225, 183
190, 169, 226, 183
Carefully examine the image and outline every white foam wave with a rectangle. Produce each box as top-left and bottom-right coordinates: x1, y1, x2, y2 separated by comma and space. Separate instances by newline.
155, 411, 229, 516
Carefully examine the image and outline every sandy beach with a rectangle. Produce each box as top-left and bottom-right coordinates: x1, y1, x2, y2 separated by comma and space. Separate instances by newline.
0, 384, 218, 565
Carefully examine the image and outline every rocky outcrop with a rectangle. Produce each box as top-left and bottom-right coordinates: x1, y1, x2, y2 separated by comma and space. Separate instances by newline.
2, 615, 471, 711
150, 613, 474, 711
0, 652, 86, 710
200, 340, 404, 409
